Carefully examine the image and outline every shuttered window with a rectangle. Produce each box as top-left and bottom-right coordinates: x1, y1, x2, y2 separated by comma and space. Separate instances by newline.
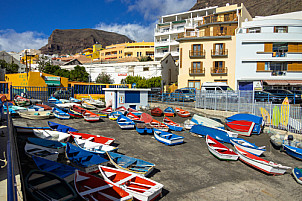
125, 91, 140, 103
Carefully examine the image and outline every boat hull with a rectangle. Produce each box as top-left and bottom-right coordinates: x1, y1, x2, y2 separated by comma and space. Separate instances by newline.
154, 131, 184, 146
230, 138, 265, 157
283, 145, 302, 160
225, 121, 255, 136
293, 168, 302, 185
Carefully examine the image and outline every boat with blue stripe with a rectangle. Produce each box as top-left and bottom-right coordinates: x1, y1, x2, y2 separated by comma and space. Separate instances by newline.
53, 107, 70, 120
28, 137, 66, 153
283, 144, 302, 160
226, 113, 263, 134
48, 121, 78, 133
230, 138, 266, 156
153, 129, 184, 146
293, 167, 302, 184
117, 115, 135, 129
190, 125, 233, 143
136, 123, 153, 134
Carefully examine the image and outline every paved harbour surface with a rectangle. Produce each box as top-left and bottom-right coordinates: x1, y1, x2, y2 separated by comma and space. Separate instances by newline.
13, 110, 302, 201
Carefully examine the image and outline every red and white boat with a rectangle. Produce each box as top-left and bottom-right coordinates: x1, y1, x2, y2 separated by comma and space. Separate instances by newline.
162, 116, 183, 131
74, 170, 133, 201
99, 106, 113, 114
127, 108, 142, 116
151, 107, 162, 117
70, 131, 115, 145
140, 113, 153, 124
225, 120, 255, 136
150, 119, 169, 132
206, 135, 238, 161
126, 112, 143, 123
175, 107, 191, 118
36, 104, 52, 111
83, 110, 100, 122
234, 145, 291, 175
99, 165, 163, 201
72, 105, 87, 114
116, 106, 127, 114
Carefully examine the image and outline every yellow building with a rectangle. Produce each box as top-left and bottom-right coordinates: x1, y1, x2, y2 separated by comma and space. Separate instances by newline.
83, 44, 104, 60
100, 41, 154, 61
177, 4, 252, 90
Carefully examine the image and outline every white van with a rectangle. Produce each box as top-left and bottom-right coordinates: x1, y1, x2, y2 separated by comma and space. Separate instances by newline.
201, 82, 233, 93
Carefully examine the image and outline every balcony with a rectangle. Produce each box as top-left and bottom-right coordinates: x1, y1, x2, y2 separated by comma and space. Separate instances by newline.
189, 50, 205, 58
211, 49, 228, 57
200, 13, 238, 26
211, 67, 228, 76
189, 68, 205, 76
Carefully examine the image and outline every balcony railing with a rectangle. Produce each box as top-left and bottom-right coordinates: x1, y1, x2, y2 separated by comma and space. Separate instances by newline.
211, 49, 228, 57
201, 13, 238, 25
211, 67, 228, 75
190, 68, 205, 76
189, 50, 205, 58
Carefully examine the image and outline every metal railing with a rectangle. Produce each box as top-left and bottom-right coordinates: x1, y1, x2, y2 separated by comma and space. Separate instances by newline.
189, 50, 205, 58
210, 67, 228, 75
189, 68, 205, 75
211, 49, 228, 56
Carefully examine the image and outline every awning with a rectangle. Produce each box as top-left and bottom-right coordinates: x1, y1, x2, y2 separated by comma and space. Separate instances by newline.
263, 80, 302, 86
155, 46, 168, 49
45, 80, 61, 86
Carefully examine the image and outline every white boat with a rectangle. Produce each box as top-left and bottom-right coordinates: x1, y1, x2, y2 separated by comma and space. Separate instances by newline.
18, 110, 51, 120
234, 145, 291, 175
206, 135, 238, 161
55, 102, 80, 108
82, 96, 105, 107
24, 143, 59, 161
183, 119, 197, 130
231, 138, 265, 156
81, 101, 96, 110
33, 129, 71, 142
74, 138, 118, 154
191, 114, 224, 128
99, 165, 164, 201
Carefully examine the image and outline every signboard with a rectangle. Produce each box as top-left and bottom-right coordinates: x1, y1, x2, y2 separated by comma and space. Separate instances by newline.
253, 81, 263, 91
118, 73, 127, 76
119, 95, 125, 104
45, 76, 60, 81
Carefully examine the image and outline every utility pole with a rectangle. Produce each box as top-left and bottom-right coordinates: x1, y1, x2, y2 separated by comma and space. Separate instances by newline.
25, 50, 28, 78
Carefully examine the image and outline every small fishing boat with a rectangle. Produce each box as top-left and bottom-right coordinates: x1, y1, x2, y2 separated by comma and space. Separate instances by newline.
28, 105, 44, 112
83, 110, 100, 122
70, 131, 115, 145
230, 138, 266, 156
3, 106, 17, 115
150, 119, 169, 132
163, 116, 183, 131
151, 107, 162, 117
283, 144, 302, 160
55, 102, 80, 108
109, 111, 123, 121
226, 113, 263, 134
48, 96, 62, 104
25, 170, 77, 201
116, 106, 127, 114
163, 107, 175, 117
68, 108, 83, 118
99, 106, 112, 114
117, 115, 135, 129
191, 114, 224, 129
36, 103, 52, 111
59, 99, 70, 103
14, 95, 30, 106
72, 104, 86, 114
53, 107, 70, 120
269, 134, 302, 149
69, 97, 82, 104
15, 125, 51, 133
140, 113, 153, 123
190, 125, 234, 143
5, 105, 27, 112
28, 137, 66, 153
234, 145, 291, 175
82, 101, 96, 110
48, 121, 78, 133
107, 151, 155, 176
128, 108, 142, 116
18, 110, 51, 120
66, 143, 109, 173
82, 96, 105, 107
25, 142, 59, 161
74, 137, 118, 154
183, 119, 197, 130
32, 156, 77, 182
153, 129, 184, 146
225, 120, 255, 136
99, 165, 163, 201
126, 112, 144, 123
135, 123, 153, 135
175, 107, 191, 117
206, 135, 238, 161
33, 129, 71, 142
293, 167, 302, 184
74, 170, 133, 201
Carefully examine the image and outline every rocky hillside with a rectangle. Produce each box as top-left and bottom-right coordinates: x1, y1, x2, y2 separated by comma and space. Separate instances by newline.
190, 0, 302, 17
40, 28, 134, 55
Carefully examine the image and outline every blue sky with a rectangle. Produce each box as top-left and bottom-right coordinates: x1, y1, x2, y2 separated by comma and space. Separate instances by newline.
0, 0, 196, 52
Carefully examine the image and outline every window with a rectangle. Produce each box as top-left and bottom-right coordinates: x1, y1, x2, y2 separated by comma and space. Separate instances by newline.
188, 80, 201, 89
248, 27, 261, 33
137, 52, 139, 57
274, 26, 288, 33
177, 26, 184, 30
161, 38, 168, 42
272, 43, 288, 57
265, 62, 288, 71
143, 67, 149, 71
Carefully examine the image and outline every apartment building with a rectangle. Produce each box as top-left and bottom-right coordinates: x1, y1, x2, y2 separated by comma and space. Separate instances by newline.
235, 11, 302, 91
154, 6, 217, 62
177, 4, 252, 90
99, 41, 154, 61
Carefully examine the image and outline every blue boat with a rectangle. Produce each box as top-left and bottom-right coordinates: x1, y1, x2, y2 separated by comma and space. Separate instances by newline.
283, 144, 302, 160
28, 105, 44, 111
3, 106, 17, 115
190, 125, 232, 143
53, 107, 70, 120
230, 138, 266, 156
293, 168, 302, 184
66, 143, 109, 173
69, 97, 81, 103
32, 156, 77, 181
106, 151, 155, 176
48, 121, 78, 133
153, 129, 184, 146
117, 115, 135, 129
15, 125, 51, 133
135, 123, 153, 134
48, 96, 62, 104
28, 137, 66, 153
226, 113, 263, 134
163, 107, 175, 117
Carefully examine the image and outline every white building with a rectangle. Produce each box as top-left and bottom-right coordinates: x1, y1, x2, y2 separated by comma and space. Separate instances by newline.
235, 11, 302, 91
154, 6, 217, 61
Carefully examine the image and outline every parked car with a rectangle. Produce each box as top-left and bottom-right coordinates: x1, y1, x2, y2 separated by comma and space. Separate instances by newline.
290, 89, 302, 104
264, 89, 298, 103
52, 90, 72, 99
149, 87, 162, 101
254, 91, 284, 104
169, 88, 195, 102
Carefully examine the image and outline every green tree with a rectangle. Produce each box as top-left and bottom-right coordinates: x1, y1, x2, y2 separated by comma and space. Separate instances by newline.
0, 59, 19, 74
138, 56, 153, 62
69, 65, 89, 82
37, 55, 51, 72
43, 64, 60, 74
122, 75, 161, 88
96, 72, 113, 84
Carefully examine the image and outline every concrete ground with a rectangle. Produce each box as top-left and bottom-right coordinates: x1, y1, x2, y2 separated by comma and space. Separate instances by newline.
13, 108, 302, 201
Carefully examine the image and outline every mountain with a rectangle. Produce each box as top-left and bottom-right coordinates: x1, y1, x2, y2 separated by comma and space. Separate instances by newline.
40, 28, 134, 55
190, 0, 302, 17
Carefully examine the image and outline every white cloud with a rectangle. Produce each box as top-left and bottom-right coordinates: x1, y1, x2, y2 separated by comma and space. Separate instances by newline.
124, 0, 196, 21
95, 22, 156, 42
0, 29, 48, 52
